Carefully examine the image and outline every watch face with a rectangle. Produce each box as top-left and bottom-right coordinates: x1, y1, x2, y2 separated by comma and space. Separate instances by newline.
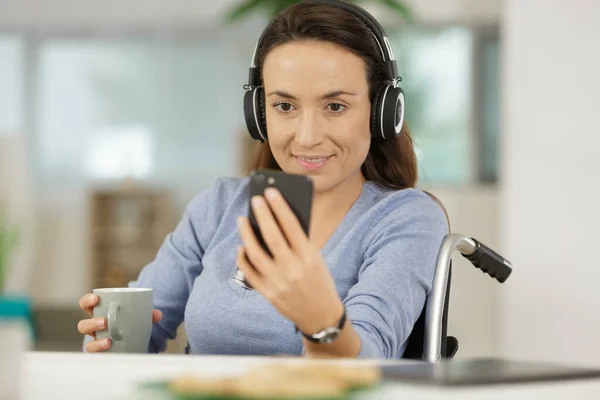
315, 327, 341, 344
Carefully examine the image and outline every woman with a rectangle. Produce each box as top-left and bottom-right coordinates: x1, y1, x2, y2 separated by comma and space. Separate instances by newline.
77, 0, 448, 359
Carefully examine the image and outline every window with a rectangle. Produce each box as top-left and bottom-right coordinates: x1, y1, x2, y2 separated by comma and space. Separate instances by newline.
34, 36, 249, 190
389, 25, 500, 185
31, 25, 500, 189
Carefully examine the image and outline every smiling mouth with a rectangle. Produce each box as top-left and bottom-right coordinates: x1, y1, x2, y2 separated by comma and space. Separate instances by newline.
294, 155, 333, 163
293, 154, 334, 171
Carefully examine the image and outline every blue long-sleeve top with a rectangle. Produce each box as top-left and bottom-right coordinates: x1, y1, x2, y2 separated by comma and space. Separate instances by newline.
96, 176, 448, 358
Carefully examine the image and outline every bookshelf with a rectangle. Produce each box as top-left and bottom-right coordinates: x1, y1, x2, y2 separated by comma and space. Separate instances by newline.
89, 182, 174, 289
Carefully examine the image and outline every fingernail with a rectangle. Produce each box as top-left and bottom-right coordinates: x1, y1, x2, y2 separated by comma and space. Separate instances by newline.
265, 187, 278, 200
97, 318, 106, 329
88, 294, 97, 302
251, 195, 263, 207
103, 339, 111, 348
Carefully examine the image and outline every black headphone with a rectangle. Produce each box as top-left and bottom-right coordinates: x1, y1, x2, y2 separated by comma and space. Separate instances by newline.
243, 0, 405, 142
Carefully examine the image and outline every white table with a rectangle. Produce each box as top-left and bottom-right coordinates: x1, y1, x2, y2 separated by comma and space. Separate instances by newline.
20, 352, 600, 400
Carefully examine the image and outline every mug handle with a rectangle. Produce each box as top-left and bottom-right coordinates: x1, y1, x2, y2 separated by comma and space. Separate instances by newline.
107, 302, 123, 341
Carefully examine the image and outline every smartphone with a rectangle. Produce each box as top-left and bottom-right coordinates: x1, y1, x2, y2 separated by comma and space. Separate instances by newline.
248, 169, 313, 256
234, 169, 313, 289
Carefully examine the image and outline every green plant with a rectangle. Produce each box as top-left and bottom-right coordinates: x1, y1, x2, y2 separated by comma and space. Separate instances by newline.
225, 0, 413, 23
0, 205, 19, 294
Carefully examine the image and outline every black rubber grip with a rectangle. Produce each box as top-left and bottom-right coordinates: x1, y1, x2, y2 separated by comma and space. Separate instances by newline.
461, 239, 512, 283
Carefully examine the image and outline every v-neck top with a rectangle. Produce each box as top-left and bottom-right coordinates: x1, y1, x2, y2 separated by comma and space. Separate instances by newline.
127, 176, 448, 359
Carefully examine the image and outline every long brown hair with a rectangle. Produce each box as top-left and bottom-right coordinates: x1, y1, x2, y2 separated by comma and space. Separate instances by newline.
247, 1, 450, 228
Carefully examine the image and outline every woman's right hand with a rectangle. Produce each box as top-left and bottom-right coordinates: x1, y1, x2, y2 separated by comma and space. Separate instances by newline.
77, 293, 163, 352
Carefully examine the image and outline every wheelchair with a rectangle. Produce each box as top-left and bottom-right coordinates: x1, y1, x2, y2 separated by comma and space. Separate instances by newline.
403, 233, 513, 362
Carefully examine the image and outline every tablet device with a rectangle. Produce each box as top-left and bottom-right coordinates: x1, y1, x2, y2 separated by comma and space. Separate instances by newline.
380, 358, 600, 386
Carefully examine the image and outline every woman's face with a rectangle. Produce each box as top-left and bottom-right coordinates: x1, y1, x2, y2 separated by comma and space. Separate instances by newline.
261, 40, 372, 194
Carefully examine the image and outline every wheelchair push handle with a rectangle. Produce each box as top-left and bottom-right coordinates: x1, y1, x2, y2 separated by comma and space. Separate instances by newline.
424, 234, 513, 362
460, 238, 512, 283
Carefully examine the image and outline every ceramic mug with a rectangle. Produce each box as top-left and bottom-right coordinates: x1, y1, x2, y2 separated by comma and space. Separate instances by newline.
92, 288, 153, 353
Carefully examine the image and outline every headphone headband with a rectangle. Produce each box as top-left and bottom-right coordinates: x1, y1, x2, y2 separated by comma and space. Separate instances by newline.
246, 0, 400, 89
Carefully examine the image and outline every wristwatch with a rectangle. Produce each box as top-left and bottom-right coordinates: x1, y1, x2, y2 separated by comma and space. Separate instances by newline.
295, 307, 347, 344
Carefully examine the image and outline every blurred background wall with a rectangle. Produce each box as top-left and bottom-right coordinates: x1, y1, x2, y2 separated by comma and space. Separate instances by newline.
500, 0, 600, 367
0, 0, 597, 363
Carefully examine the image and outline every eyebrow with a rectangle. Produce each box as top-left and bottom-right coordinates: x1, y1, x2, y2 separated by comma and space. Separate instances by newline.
266, 90, 358, 100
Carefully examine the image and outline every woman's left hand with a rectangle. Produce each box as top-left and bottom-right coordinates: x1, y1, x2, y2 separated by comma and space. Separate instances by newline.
236, 187, 344, 335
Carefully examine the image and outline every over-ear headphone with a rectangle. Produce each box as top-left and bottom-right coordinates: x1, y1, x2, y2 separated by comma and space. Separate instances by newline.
243, 0, 405, 142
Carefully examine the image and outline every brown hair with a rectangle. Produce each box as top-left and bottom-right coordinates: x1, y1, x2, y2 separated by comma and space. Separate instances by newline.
247, 2, 450, 228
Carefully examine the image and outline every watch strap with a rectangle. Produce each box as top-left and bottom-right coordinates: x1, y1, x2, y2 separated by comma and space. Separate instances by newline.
295, 306, 347, 343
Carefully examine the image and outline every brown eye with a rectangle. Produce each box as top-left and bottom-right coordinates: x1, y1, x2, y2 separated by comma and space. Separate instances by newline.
274, 102, 295, 113
327, 103, 346, 113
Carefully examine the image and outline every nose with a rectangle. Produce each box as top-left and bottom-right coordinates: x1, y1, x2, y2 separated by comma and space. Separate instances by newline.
294, 109, 325, 148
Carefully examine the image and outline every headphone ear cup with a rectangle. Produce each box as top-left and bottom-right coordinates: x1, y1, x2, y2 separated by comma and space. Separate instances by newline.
382, 86, 405, 139
370, 84, 405, 140
370, 85, 386, 138
258, 88, 267, 136
243, 87, 268, 141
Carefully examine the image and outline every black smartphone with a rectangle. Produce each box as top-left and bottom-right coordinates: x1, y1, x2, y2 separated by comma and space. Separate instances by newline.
248, 169, 313, 255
